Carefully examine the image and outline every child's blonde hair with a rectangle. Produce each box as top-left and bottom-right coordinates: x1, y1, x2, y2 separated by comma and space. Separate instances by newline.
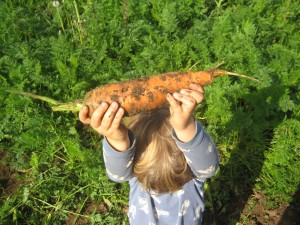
125, 106, 193, 193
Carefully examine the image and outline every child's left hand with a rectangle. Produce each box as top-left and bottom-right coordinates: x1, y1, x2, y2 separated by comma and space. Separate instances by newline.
166, 83, 204, 142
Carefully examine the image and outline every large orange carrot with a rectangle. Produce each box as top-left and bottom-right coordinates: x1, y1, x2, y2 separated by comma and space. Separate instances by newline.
8, 69, 259, 117
82, 69, 258, 116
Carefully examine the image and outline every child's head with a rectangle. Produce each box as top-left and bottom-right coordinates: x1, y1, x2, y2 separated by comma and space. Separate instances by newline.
125, 106, 193, 193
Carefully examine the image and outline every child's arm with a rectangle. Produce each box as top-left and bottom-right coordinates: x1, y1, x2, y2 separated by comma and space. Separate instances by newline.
102, 130, 136, 182
167, 83, 219, 179
172, 121, 219, 179
79, 102, 134, 182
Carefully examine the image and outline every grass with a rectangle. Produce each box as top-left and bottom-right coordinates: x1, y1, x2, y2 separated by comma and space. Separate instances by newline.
1, 0, 299, 224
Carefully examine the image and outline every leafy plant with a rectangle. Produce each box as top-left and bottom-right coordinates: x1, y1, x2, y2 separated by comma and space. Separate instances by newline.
1, 0, 299, 224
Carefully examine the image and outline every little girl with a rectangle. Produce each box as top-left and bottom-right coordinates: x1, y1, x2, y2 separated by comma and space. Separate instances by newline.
79, 83, 219, 225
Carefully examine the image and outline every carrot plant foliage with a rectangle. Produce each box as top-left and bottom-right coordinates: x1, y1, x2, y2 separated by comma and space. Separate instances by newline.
0, 0, 299, 224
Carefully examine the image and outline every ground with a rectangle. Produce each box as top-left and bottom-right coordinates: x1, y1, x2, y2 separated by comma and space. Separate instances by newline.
236, 191, 298, 225
1, 162, 298, 225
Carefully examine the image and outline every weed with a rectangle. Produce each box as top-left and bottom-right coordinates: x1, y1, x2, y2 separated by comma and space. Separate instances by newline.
1, 0, 299, 224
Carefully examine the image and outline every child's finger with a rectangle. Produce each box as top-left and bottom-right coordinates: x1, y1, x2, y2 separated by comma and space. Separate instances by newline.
166, 93, 180, 111
189, 83, 205, 93
101, 102, 119, 129
180, 89, 204, 104
173, 92, 196, 106
79, 106, 91, 124
110, 107, 125, 130
173, 92, 197, 110
90, 102, 108, 128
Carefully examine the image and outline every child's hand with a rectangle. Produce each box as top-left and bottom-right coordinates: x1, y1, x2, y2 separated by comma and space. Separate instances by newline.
79, 102, 130, 151
166, 83, 204, 142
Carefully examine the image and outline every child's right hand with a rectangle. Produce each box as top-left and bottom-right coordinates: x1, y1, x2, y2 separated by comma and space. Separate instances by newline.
79, 102, 130, 151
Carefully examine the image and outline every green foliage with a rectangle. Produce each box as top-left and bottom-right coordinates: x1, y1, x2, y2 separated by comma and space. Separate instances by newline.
1, 0, 299, 224
258, 119, 300, 205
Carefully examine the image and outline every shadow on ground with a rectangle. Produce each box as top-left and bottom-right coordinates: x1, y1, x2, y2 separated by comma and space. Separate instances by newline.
203, 84, 298, 225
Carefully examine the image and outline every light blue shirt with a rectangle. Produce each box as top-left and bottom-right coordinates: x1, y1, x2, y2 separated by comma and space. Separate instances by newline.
103, 121, 219, 225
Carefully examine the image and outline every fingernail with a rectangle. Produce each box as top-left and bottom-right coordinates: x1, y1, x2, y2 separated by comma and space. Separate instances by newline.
174, 92, 182, 98
111, 102, 118, 108
181, 89, 188, 95
115, 108, 123, 119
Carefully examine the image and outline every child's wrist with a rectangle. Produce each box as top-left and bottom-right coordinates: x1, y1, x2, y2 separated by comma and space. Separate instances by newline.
106, 128, 130, 152
173, 116, 194, 131
173, 117, 196, 143
106, 135, 130, 152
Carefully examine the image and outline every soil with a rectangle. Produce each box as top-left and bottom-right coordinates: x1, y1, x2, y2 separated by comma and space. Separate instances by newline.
0, 154, 22, 196
203, 189, 300, 225
239, 191, 299, 225
65, 201, 108, 225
